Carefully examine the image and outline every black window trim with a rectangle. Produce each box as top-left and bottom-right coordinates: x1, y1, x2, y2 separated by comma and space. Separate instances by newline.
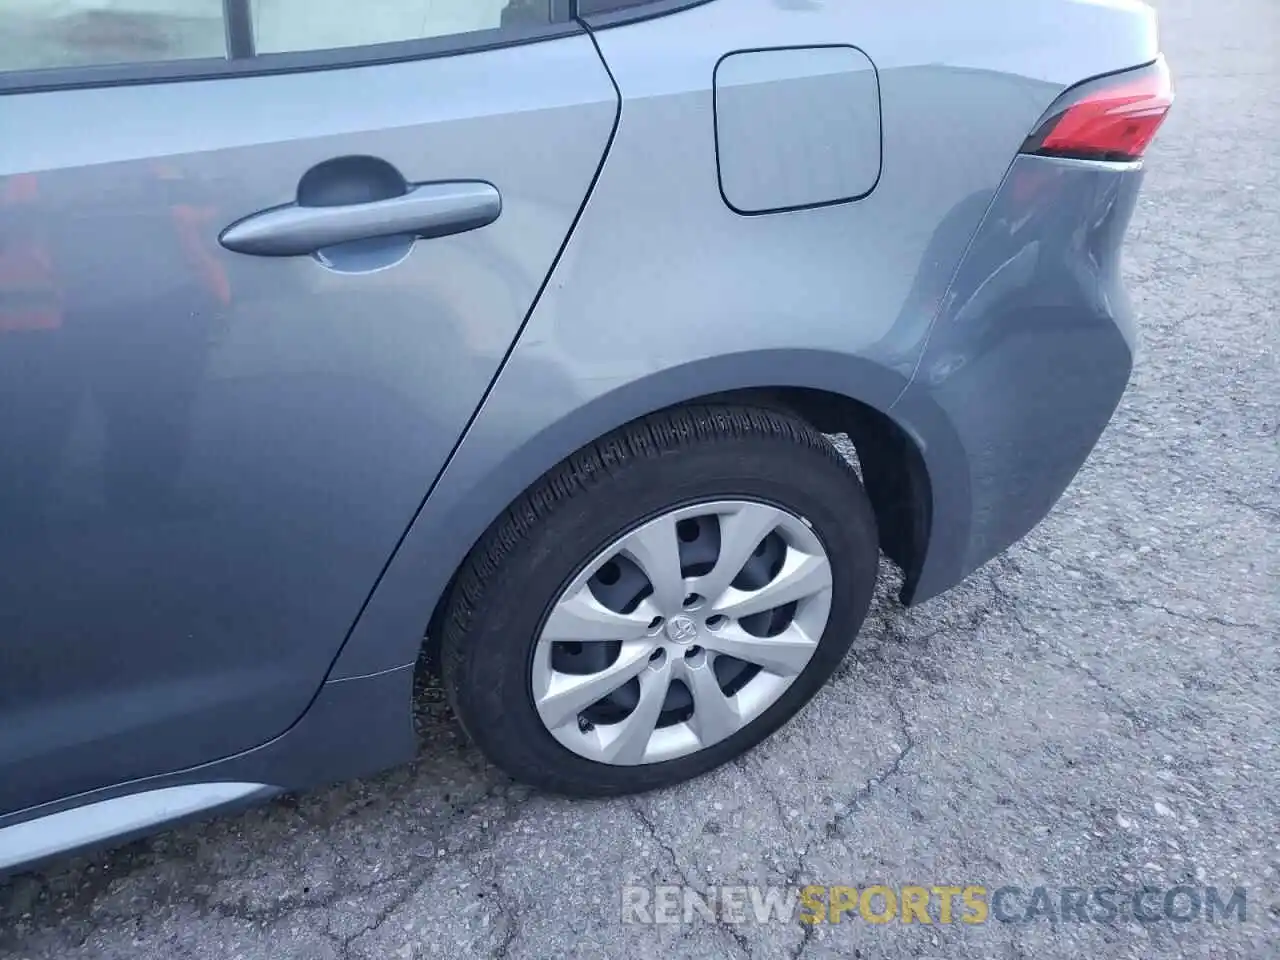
574, 0, 714, 29
0, 0, 577, 95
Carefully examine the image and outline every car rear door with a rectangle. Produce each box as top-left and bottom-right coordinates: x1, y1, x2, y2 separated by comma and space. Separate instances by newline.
0, 0, 616, 815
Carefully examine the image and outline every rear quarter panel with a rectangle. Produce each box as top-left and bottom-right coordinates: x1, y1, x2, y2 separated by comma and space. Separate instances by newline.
331, 0, 1159, 678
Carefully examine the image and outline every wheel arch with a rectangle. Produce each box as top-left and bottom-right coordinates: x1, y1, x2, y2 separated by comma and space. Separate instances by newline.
329, 348, 968, 682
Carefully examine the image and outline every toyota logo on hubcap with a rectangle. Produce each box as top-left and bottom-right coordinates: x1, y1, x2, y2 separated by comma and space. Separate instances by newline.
665, 615, 699, 644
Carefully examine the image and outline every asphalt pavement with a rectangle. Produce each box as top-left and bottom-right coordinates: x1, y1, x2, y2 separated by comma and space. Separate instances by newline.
1, 0, 1276, 957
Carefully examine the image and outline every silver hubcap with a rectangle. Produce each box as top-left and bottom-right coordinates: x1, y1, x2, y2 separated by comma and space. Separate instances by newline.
531, 500, 834, 766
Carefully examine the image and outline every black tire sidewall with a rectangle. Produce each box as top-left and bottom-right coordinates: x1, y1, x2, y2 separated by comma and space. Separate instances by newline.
445, 425, 879, 795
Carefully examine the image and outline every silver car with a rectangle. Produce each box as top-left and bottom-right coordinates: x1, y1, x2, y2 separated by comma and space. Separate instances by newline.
0, 0, 1172, 870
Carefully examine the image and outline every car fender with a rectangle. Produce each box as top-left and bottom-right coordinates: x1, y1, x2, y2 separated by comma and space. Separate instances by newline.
327, 345, 967, 680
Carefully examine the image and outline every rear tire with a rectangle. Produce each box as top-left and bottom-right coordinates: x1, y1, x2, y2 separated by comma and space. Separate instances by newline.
440, 404, 879, 796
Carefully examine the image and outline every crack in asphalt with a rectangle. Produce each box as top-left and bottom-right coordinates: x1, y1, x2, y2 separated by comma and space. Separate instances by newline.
1028, 547, 1269, 635
984, 566, 1173, 742
336, 868, 438, 959
735, 754, 793, 855
487, 880, 521, 960
1225, 492, 1280, 525
627, 799, 753, 959
786, 689, 916, 960
335, 787, 536, 958
820, 691, 916, 845
991, 549, 1270, 708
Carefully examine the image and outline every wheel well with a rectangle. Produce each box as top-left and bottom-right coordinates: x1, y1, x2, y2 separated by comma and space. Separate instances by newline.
424, 387, 932, 669
707, 387, 932, 600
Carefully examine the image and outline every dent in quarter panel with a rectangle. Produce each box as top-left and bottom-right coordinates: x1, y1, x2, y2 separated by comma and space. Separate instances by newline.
329, 0, 1163, 679
894, 155, 1142, 602
326, 0, 1043, 680
714, 46, 881, 214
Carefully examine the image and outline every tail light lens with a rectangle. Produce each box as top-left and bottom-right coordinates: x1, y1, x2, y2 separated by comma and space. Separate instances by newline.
1022, 57, 1174, 162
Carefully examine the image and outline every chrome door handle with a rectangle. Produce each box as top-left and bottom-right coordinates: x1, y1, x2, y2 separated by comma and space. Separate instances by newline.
219, 181, 501, 257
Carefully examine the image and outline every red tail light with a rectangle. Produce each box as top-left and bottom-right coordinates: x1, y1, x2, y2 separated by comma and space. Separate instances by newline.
1022, 57, 1173, 162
